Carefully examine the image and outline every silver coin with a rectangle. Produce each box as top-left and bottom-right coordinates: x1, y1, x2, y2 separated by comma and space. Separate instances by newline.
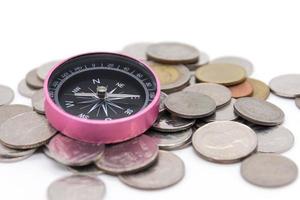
31, 89, 45, 114
296, 95, 300, 109
119, 151, 185, 190
204, 99, 238, 122
189, 74, 197, 85
95, 134, 158, 174
211, 56, 253, 76
252, 126, 294, 153
25, 69, 44, 89
184, 83, 232, 108
186, 51, 210, 71
48, 175, 105, 200
152, 111, 195, 132
36, 60, 60, 80
234, 97, 285, 126
18, 79, 39, 98
0, 111, 57, 149
269, 74, 300, 98
0, 104, 32, 126
0, 85, 14, 105
165, 91, 216, 119
0, 142, 36, 158
146, 128, 193, 150
241, 153, 298, 187
194, 120, 207, 129
66, 164, 103, 176
45, 134, 104, 166
146, 42, 199, 64
192, 121, 257, 163
159, 92, 168, 113
121, 42, 152, 60
0, 152, 34, 163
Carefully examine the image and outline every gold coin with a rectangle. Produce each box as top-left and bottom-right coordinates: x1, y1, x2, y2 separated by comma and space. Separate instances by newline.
248, 78, 270, 100
195, 63, 246, 86
147, 61, 190, 93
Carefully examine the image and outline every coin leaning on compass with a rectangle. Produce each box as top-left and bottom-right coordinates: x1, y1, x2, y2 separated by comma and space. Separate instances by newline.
0, 41, 299, 200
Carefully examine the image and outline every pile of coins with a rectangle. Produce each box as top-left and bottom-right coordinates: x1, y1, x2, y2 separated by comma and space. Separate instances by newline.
0, 41, 299, 200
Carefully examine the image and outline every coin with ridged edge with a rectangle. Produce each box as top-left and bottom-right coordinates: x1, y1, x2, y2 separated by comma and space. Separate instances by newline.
241, 153, 298, 188
147, 42, 199, 64
269, 74, 300, 98
192, 121, 257, 163
44, 134, 105, 166
165, 91, 216, 119
95, 135, 158, 174
195, 63, 246, 86
119, 151, 185, 190
0, 85, 14, 105
47, 175, 106, 200
152, 111, 195, 132
0, 111, 57, 149
234, 97, 284, 126
184, 83, 232, 108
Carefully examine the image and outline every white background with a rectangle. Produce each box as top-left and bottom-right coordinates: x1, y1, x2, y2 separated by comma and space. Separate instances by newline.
0, 0, 299, 199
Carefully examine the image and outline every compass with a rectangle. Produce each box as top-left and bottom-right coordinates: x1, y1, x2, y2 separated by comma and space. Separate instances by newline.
44, 53, 160, 144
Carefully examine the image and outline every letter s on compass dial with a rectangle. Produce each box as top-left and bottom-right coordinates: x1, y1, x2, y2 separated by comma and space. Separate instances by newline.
44, 53, 160, 144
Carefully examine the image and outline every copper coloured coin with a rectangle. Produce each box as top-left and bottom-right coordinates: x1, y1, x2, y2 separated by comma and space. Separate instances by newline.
248, 78, 270, 100
228, 80, 253, 98
0, 111, 57, 149
241, 154, 298, 188
48, 175, 106, 200
253, 126, 294, 153
184, 83, 232, 108
95, 135, 158, 174
25, 69, 44, 89
119, 151, 185, 190
192, 121, 257, 163
165, 91, 216, 119
147, 42, 199, 64
0, 85, 14, 105
31, 89, 45, 114
147, 61, 190, 93
211, 56, 254, 76
18, 79, 39, 98
152, 111, 195, 132
234, 97, 285, 126
121, 42, 152, 60
195, 63, 246, 86
45, 134, 105, 166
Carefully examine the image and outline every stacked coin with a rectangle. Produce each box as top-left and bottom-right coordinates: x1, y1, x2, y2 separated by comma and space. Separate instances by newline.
0, 42, 298, 200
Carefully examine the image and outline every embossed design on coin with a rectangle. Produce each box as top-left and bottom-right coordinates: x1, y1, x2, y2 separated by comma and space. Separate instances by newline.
253, 126, 294, 153
36, 60, 60, 80
204, 99, 238, 122
31, 89, 45, 114
184, 83, 231, 107
119, 151, 185, 190
121, 42, 151, 60
25, 69, 44, 89
48, 175, 106, 200
147, 42, 199, 64
234, 97, 284, 126
0, 111, 57, 149
95, 135, 158, 174
211, 56, 253, 76
147, 61, 190, 93
152, 111, 195, 132
241, 154, 298, 187
269, 74, 300, 98
0, 85, 14, 105
192, 121, 257, 163
165, 91, 216, 119
45, 134, 105, 166
195, 63, 246, 86
18, 79, 39, 98
228, 80, 253, 98
248, 78, 270, 100
146, 128, 193, 150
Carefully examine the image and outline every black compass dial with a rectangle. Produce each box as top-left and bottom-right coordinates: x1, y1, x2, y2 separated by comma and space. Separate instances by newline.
47, 53, 158, 120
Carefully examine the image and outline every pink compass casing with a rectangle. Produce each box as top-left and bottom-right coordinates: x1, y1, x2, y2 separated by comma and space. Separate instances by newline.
44, 52, 160, 144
